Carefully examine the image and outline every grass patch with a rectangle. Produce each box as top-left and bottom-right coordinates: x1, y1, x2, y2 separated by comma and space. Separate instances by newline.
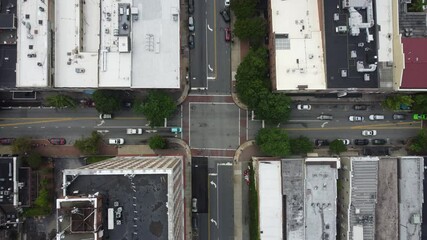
86, 156, 113, 164
248, 160, 260, 240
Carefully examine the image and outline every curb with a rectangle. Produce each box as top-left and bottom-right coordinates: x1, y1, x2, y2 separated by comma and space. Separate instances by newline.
234, 140, 256, 162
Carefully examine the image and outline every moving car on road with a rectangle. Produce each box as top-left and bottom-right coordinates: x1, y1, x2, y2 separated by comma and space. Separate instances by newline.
99, 113, 112, 119
349, 116, 364, 122
109, 138, 124, 145
354, 139, 369, 145
372, 139, 387, 145
225, 0, 230, 7
48, 138, 66, 145
392, 114, 406, 120
297, 104, 311, 110
126, 128, 143, 135
369, 114, 384, 120
362, 130, 377, 136
413, 114, 427, 120
224, 27, 231, 42
192, 198, 197, 213
220, 9, 230, 22
315, 139, 329, 147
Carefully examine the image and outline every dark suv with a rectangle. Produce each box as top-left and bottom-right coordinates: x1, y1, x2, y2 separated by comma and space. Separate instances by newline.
220, 9, 230, 22
354, 139, 369, 145
372, 139, 387, 145
315, 139, 329, 147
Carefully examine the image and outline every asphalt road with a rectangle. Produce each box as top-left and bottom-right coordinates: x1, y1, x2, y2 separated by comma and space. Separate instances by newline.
0, 108, 182, 144
189, 0, 207, 89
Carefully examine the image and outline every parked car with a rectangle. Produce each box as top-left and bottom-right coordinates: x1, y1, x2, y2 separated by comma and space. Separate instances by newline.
220, 9, 230, 22
315, 139, 329, 147
413, 114, 427, 120
348, 116, 364, 122
0, 138, 15, 145
339, 139, 350, 145
108, 138, 124, 145
48, 138, 66, 145
362, 130, 377, 136
225, 0, 230, 7
354, 139, 369, 145
369, 114, 385, 120
372, 139, 387, 145
192, 198, 197, 213
99, 113, 112, 119
353, 104, 368, 110
297, 104, 311, 110
224, 27, 231, 42
188, 0, 194, 14
188, 16, 195, 32
317, 114, 333, 120
400, 104, 411, 111
188, 34, 195, 49
392, 114, 406, 120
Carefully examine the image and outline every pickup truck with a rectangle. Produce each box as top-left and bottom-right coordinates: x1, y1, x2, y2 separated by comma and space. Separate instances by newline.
126, 128, 143, 134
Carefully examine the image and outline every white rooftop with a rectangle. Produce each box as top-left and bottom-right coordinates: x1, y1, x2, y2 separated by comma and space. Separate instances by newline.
399, 157, 424, 240
259, 161, 283, 240
376, 0, 393, 62
16, 0, 49, 87
305, 158, 338, 240
270, 0, 326, 90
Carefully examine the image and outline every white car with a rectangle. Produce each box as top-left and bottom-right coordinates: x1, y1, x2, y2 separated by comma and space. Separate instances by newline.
339, 139, 350, 145
362, 130, 377, 136
297, 104, 311, 110
99, 113, 112, 119
225, 0, 230, 6
108, 138, 124, 145
192, 198, 197, 212
348, 116, 364, 122
188, 16, 195, 32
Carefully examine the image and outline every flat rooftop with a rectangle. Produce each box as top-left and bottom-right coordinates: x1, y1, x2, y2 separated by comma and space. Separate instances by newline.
281, 159, 304, 240
259, 161, 283, 239
0, 157, 16, 205
399, 157, 424, 240
64, 174, 168, 239
0, 45, 17, 88
270, 0, 326, 91
401, 38, 427, 89
16, 0, 49, 87
323, 0, 379, 88
305, 159, 338, 240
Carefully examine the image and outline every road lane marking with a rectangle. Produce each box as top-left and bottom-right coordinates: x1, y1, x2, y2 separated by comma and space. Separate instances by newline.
0, 118, 74, 127
207, 24, 213, 31
282, 126, 420, 131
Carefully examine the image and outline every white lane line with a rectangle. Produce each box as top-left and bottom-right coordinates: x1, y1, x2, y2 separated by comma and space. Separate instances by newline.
41, 126, 45, 129
208, 64, 213, 72
68, 126, 71, 128
28, 126, 32, 128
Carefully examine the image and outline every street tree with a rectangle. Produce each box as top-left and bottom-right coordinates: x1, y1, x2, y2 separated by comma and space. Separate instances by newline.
141, 90, 176, 127
409, 129, 427, 154
236, 78, 269, 109
382, 94, 413, 111
148, 135, 167, 149
230, 0, 257, 19
12, 137, 32, 155
290, 136, 314, 155
26, 153, 43, 169
74, 131, 101, 155
234, 17, 267, 45
329, 139, 347, 155
412, 94, 427, 113
254, 92, 292, 124
46, 94, 77, 109
92, 90, 121, 113
256, 128, 291, 157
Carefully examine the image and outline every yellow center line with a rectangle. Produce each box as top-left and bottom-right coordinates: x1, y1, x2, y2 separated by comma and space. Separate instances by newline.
282, 121, 421, 131
0, 118, 74, 127
0, 117, 146, 127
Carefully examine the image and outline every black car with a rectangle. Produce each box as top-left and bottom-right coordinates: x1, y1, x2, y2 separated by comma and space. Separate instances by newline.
0, 138, 15, 145
392, 114, 406, 120
188, 0, 194, 14
372, 139, 387, 145
220, 9, 230, 23
315, 139, 329, 147
353, 104, 368, 110
354, 139, 369, 145
188, 34, 195, 49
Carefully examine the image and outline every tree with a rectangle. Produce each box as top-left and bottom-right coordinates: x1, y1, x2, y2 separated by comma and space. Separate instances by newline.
148, 135, 167, 149
12, 137, 32, 155
382, 94, 413, 111
236, 78, 269, 108
408, 0, 427, 12
234, 17, 267, 45
256, 128, 291, 157
132, 99, 144, 115
412, 94, 427, 113
329, 139, 347, 155
141, 90, 176, 127
46, 94, 77, 109
92, 90, 121, 113
290, 136, 314, 155
230, 0, 257, 19
409, 129, 427, 154
254, 92, 292, 124
74, 131, 101, 155
26, 153, 43, 169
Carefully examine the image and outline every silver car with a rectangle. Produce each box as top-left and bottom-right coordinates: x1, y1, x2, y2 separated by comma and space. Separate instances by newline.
349, 116, 364, 122
188, 16, 195, 32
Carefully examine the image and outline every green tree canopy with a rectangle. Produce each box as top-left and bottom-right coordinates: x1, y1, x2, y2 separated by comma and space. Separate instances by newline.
46, 94, 77, 109
254, 92, 292, 124
234, 17, 266, 45
12, 137, 32, 155
409, 129, 427, 154
26, 153, 43, 169
236, 78, 269, 109
408, 0, 427, 12
256, 128, 291, 157
290, 136, 314, 155
140, 90, 176, 127
382, 94, 413, 111
329, 139, 347, 155
74, 131, 101, 155
92, 90, 122, 113
148, 135, 167, 149
230, 0, 257, 19
412, 94, 427, 113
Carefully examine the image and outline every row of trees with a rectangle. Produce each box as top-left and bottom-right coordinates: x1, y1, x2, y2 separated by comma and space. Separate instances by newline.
382, 94, 427, 113
256, 128, 348, 157
231, 0, 267, 46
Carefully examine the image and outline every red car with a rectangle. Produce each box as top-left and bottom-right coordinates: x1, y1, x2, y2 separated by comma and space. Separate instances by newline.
0, 138, 15, 145
48, 138, 66, 145
225, 27, 231, 42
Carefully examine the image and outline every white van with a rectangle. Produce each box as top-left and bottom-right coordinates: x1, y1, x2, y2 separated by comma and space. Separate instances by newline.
369, 114, 385, 120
